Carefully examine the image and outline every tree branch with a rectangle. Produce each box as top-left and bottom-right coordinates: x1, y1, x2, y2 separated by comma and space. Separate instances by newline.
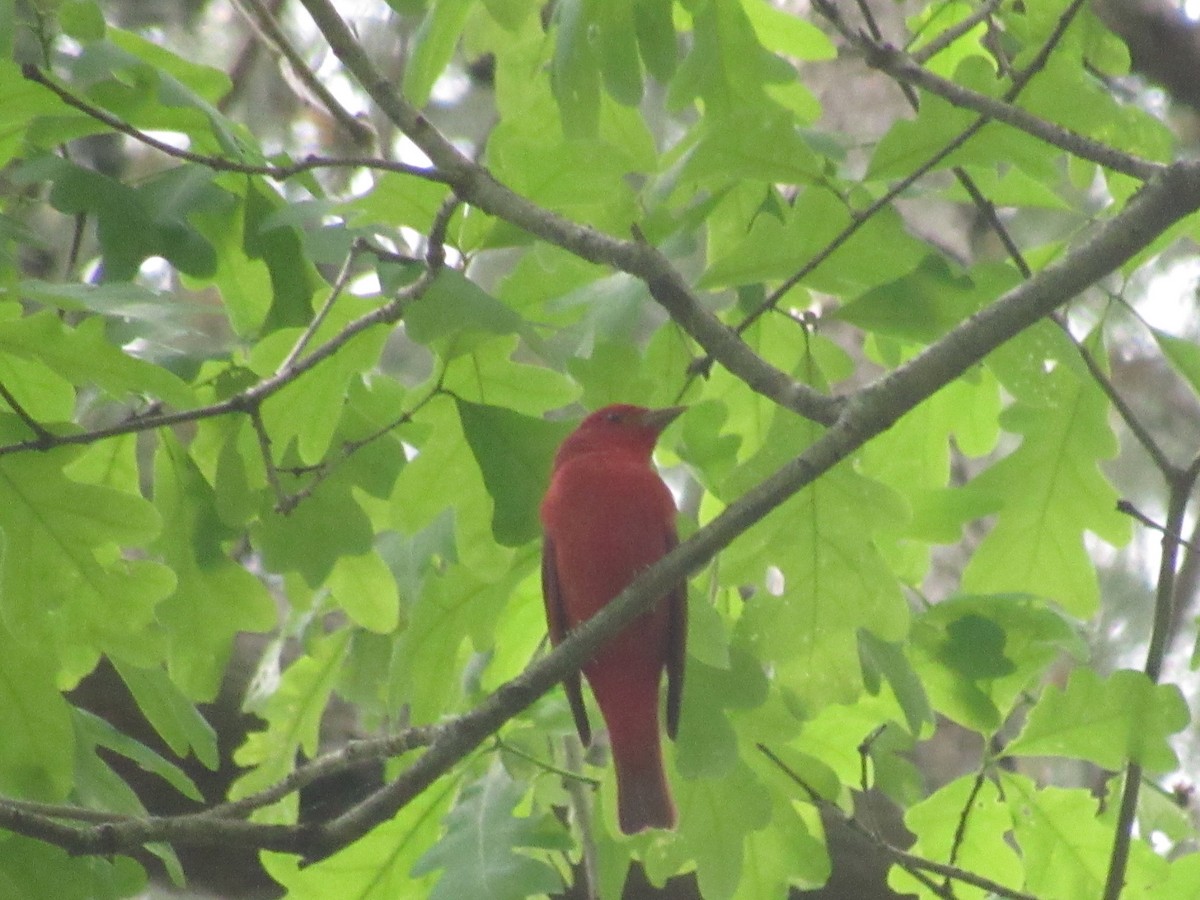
843, 33, 1162, 182
21, 65, 444, 184
733, 0, 1112, 343
231, 0, 376, 151
0, 381, 55, 447
0, 256, 425, 459
1104, 454, 1200, 898
293, 0, 842, 426
758, 744, 1036, 900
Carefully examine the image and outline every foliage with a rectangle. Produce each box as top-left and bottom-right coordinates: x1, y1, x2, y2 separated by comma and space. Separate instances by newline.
1, 0, 1200, 898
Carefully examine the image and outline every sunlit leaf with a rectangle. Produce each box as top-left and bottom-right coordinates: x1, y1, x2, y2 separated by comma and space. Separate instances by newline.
1008, 669, 1189, 772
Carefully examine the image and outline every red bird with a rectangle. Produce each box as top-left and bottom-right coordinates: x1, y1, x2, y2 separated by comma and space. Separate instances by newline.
540, 404, 687, 834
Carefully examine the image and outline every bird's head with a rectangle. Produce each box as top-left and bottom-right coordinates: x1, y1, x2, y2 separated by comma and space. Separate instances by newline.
554, 404, 685, 466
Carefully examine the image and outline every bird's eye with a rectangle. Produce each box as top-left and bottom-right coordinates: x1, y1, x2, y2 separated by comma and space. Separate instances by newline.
605, 411, 622, 423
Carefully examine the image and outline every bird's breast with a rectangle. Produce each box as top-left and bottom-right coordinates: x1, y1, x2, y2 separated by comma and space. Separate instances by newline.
541, 457, 675, 624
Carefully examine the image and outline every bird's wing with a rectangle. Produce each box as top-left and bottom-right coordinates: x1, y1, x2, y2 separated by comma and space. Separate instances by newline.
664, 526, 687, 741
542, 534, 591, 746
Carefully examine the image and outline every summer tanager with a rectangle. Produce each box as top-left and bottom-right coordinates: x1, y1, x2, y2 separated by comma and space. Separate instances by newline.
540, 404, 687, 834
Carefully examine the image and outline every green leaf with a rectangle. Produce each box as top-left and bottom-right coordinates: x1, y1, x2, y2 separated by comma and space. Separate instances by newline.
964, 332, 1130, 615
858, 631, 934, 737
0, 622, 75, 799
252, 321, 388, 465
391, 560, 532, 722
231, 631, 351, 810
404, 268, 523, 351
835, 257, 1018, 342
551, 0, 601, 137
243, 179, 318, 331
254, 480, 375, 586
152, 434, 276, 700
674, 761, 773, 900
0, 61, 89, 166
456, 399, 572, 546
702, 186, 924, 292
73, 708, 203, 803
260, 775, 456, 898
1007, 668, 1189, 772
352, 172, 453, 235
0, 834, 145, 900
910, 594, 1085, 734
1002, 773, 1168, 899
726, 404, 909, 711
633, 0, 677, 82
682, 104, 820, 186
668, 0, 794, 117
111, 660, 219, 769
0, 446, 173, 678
44, 158, 226, 280
405, 0, 475, 107
328, 551, 401, 633
892, 774, 1024, 898
676, 649, 769, 779
1152, 328, 1200, 401
0, 310, 195, 409
736, 799, 829, 898
60, 1, 106, 42
412, 763, 567, 898
743, 0, 835, 61
187, 190, 275, 338
391, 402, 512, 575
1160, 854, 1200, 898
443, 336, 578, 412
596, 0, 643, 106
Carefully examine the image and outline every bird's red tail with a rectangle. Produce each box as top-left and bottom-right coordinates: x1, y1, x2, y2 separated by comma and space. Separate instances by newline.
611, 729, 676, 834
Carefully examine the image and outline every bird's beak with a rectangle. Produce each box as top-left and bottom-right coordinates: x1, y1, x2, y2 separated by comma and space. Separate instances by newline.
639, 405, 686, 433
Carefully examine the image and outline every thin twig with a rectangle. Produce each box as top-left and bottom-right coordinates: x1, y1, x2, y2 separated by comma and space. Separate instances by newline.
1058, 317, 1174, 476
910, 0, 1004, 64
278, 239, 366, 374
492, 737, 600, 788
872, 2, 1173, 523
560, 737, 600, 900
731, 0, 1103, 343
0, 266, 422, 460
1103, 464, 1198, 899
218, 0, 285, 112
0, 193, 452, 464
250, 406, 287, 510
0, 381, 55, 446
21, 66, 444, 184
945, 768, 988, 891
758, 744, 1033, 900
275, 368, 447, 512
838, 10, 1160, 181
729, 0, 1129, 347
0, 799, 138, 825
232, 0, 375, 150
